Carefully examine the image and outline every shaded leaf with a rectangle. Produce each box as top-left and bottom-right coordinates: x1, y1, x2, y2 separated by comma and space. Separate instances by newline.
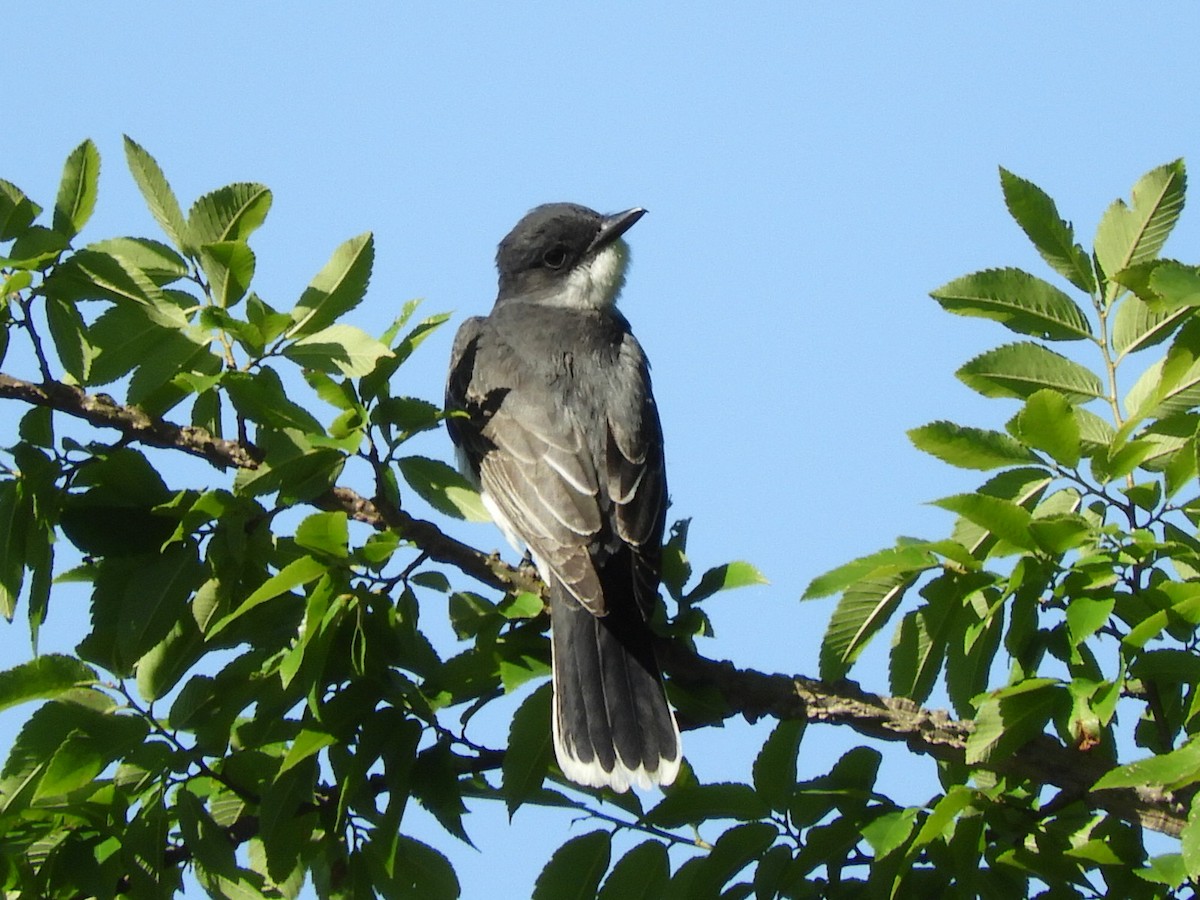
752, 719, 804, 810
503, 683, 554, 816
819, 569, 919, 681
533, 831, 611, 900
965, 679, 1064, 765
0, 655, 98, 713
398, 455, 489, 521
598, 841, 669, 900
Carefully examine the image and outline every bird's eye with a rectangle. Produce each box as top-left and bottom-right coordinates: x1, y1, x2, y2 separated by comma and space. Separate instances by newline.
542, 245, 568, 269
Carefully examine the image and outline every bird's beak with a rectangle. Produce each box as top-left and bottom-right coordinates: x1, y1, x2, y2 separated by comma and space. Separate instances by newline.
591, 207, 647, 253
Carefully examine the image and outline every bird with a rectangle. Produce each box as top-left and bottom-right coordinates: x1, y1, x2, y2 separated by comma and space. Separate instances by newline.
445, 202, 681, 793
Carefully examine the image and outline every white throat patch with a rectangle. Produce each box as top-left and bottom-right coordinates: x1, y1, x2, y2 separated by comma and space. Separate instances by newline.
557, 240, 631, 310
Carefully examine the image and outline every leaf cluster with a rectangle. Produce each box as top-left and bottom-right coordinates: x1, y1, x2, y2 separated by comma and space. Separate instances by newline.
803, 160, 1200, 894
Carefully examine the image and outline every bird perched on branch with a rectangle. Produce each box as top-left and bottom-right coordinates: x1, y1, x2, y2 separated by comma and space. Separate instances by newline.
445, 202, 680, 792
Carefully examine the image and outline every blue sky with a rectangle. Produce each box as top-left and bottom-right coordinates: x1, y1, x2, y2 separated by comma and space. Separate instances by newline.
3, 4, 1200, 896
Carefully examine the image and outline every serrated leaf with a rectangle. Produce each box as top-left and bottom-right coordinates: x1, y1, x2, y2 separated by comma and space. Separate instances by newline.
1013, 389, 1081, 466
888, 587, 956, 703
53, 139, 100, 239
1092, 738, 1200, 792
1111, 292, 1190, 358
964, 679, 1063, 765
1151, 260, 1200, 308
0, 178, 41, 241
933, 493, 1035, 551
1095, 160, 1186, 293
223, 368, 325, 434
205, 556, 327, 640
908, 420, 1036, 470
752, 719, 804, 809
294, 511, 349, 559
645, 782, 770, 827
45, 295, 92, 383
123, 136, 189, 252
0, 655, 98, 713
819, 569, 918, 681
199, 240, 256, 308
398, 455, 489, 521
930, 268, 1091, 340
803, 544, 936, 600
287, 232, 374, 337
1130, 320, 1200, 419
188, 182, 272, 247
43, 248, 187, 329
533, 830, 611, 900
503, 683, 553, 816
999, 167, 1096, 293
957, 342, 1104, 403
598, 841, 669, 900
87, 236, 189, 285
282, 323, 392, 377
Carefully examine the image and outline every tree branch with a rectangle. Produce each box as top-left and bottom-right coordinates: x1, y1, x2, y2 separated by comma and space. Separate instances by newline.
1, 371, 1186, 837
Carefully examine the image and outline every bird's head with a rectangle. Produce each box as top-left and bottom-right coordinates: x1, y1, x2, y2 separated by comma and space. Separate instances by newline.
495, 203, 646, 309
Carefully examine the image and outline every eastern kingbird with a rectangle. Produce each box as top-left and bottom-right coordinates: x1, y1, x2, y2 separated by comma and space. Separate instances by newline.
445, 203, 681, 792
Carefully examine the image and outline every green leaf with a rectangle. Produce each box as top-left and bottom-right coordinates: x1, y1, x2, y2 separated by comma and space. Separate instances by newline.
930, 268, 1091, 340
752, 719, 804, 810
1111, 293, 1190, 359
964, 679, 1063, 765
1012, 389, 1081, 466
803, 544, 936, 600
199, 240, 256, 308
34, 713, 149, 800
0, 178, 41, 241
0, 480, 30, 620
278, 728, 336, 776
503, 683, 554, 816
908, 420, 1036, 470
188, 182, 272, 246
53, 139, 100, 239
533, 830, 611, 900
1130, 320, 1200, 419
1065, 596, 1115, 647
933, 493, 1035, 551
598, 841, 669, 900
205, 556, 327, 640
1095, 160, 1186, 291
398, 455, 489, 521
87, 236, 189, 285
888, 581, 957, 703
956, 342, 1104, 404
44, 295, 92, 383
646, 782, 770, 827
686, 560, 768, 603
998, 167, 1096, 293
378, 835, 461, 900
282, 323, 393, 377
1093, 738, 1200, 792
294, 511, 349, 559
819, 569, 917, 681
287, 232, 374, 337
223, 368, 325, 434
233, 430, 344, 503
0, 655, 98, 713
123, 136, 189, 252
1151, 260, 1200, 308
682, 823, 778, 899
862, 808, 919, 858
43, 248, 187, 329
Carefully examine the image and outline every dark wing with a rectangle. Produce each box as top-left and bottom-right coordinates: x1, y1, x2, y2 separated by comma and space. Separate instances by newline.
605, 335, 667, 616
447, 317, 664, 617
